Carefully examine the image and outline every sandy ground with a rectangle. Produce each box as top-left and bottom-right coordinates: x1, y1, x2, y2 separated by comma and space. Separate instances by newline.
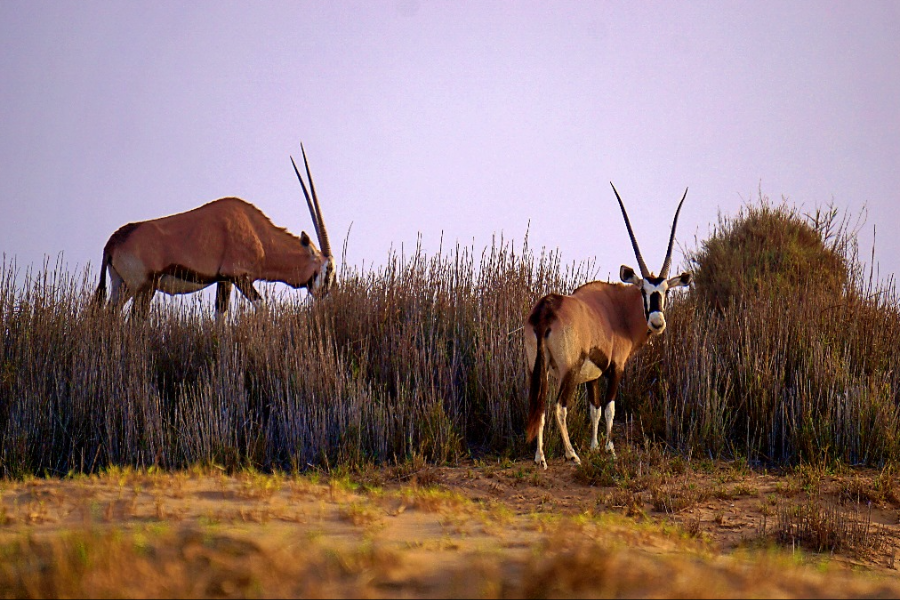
2, 457, 900, 598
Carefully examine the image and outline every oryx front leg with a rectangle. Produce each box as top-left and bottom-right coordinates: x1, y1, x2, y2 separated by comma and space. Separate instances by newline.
234, 278, 266, 311
604, 401, 616, 456
215, 281, 233, 314
603, 369, 623, 458
554, 372, 581, 465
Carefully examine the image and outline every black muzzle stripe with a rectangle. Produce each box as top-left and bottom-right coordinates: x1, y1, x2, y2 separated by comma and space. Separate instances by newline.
648, 291, 663, 315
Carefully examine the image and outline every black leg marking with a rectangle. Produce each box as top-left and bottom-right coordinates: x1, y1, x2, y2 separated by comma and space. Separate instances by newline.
586, 378, 602, 409
604, 368, 623, 404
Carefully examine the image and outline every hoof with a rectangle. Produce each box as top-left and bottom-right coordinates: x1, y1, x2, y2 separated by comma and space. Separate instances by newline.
567, 454, 582, 466
535, 457, 548, 470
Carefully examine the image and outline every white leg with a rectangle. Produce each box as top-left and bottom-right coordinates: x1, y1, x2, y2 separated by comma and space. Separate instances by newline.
555, 403, 581, 465
534, 413, 547, 469
604, 400, 616, 457
589, 403, 602, 451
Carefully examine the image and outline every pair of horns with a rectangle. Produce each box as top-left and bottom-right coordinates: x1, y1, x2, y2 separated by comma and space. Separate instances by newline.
610, 182, 687, 279
291, 144, 332, 258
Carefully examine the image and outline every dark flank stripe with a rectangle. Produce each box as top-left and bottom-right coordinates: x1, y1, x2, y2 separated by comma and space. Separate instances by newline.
156, 264, 221, 285
588, 347, 611, 372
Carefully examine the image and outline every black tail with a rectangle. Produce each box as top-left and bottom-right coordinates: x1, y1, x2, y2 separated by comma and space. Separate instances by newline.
526, 327, 549, 442
93, 251, 110, 307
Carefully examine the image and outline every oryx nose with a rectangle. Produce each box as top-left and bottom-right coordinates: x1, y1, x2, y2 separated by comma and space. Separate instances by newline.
648, 312, 666, 333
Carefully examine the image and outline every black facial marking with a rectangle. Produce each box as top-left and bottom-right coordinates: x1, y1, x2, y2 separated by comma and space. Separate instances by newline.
648, 291, 663, 314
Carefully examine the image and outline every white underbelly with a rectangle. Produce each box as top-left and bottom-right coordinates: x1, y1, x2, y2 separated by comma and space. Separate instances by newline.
156, 275, 213, 295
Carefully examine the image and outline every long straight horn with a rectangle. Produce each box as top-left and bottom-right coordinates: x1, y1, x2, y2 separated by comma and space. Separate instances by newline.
300, 144, 332, 258
610, 182, 650, 277
290, 152, 325, 255
659, 187, 688, 278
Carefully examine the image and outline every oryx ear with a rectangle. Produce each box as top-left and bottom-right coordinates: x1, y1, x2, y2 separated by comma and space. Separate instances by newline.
620, 265, 640, 285
300, 231, 311, 247
667, 271, 692, 288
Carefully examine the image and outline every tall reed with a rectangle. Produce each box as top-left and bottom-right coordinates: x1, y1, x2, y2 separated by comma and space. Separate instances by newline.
0, 238, 596, 475
2, 196, 898, 476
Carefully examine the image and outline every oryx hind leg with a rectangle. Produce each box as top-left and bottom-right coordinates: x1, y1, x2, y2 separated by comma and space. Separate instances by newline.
554, 370, 581, 465
526, 358, 550, 470
587, 378, 603, 451
107, 266, 129, 307
131, 285, 155, 318
534, 412, 547, 470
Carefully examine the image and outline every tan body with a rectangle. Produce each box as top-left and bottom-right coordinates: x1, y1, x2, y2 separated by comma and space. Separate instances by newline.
525, 282, 651, 468
96, 198, 329, 314
524, 182, 692, 469
94, 146, 334, 315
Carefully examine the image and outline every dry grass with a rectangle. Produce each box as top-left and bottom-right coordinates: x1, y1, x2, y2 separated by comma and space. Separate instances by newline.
2, 197, 898, 475
1, 237, 597, 476
3, 464, 900, 599
2, 195, 900, 585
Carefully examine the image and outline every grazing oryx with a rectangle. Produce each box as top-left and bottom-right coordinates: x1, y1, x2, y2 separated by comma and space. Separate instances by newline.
94, 145, 334, 315
525, 183, 692, 469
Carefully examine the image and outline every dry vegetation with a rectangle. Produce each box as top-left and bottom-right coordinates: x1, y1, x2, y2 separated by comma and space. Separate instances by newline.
1, 194, 900, 597
3, 458, 900, 598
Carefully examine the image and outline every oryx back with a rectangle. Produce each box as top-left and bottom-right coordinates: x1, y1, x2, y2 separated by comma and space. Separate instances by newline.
103, 198, 263, 297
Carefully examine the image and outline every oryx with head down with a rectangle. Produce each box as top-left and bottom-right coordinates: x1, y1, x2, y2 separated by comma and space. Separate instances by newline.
525, 183, 692, 469
94, 145, 334, 315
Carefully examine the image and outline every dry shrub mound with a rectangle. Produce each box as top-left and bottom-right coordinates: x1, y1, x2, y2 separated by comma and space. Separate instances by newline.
622, 195, 900, 466
690, 198, 848, 312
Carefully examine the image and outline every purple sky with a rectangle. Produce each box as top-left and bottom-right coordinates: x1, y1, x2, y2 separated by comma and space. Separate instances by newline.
2, 2, 898, 301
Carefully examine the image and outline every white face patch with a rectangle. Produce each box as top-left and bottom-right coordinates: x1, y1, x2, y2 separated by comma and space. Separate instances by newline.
641, 278, 670, 334
629, 271, 691, 334
310, 256, 335, 295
